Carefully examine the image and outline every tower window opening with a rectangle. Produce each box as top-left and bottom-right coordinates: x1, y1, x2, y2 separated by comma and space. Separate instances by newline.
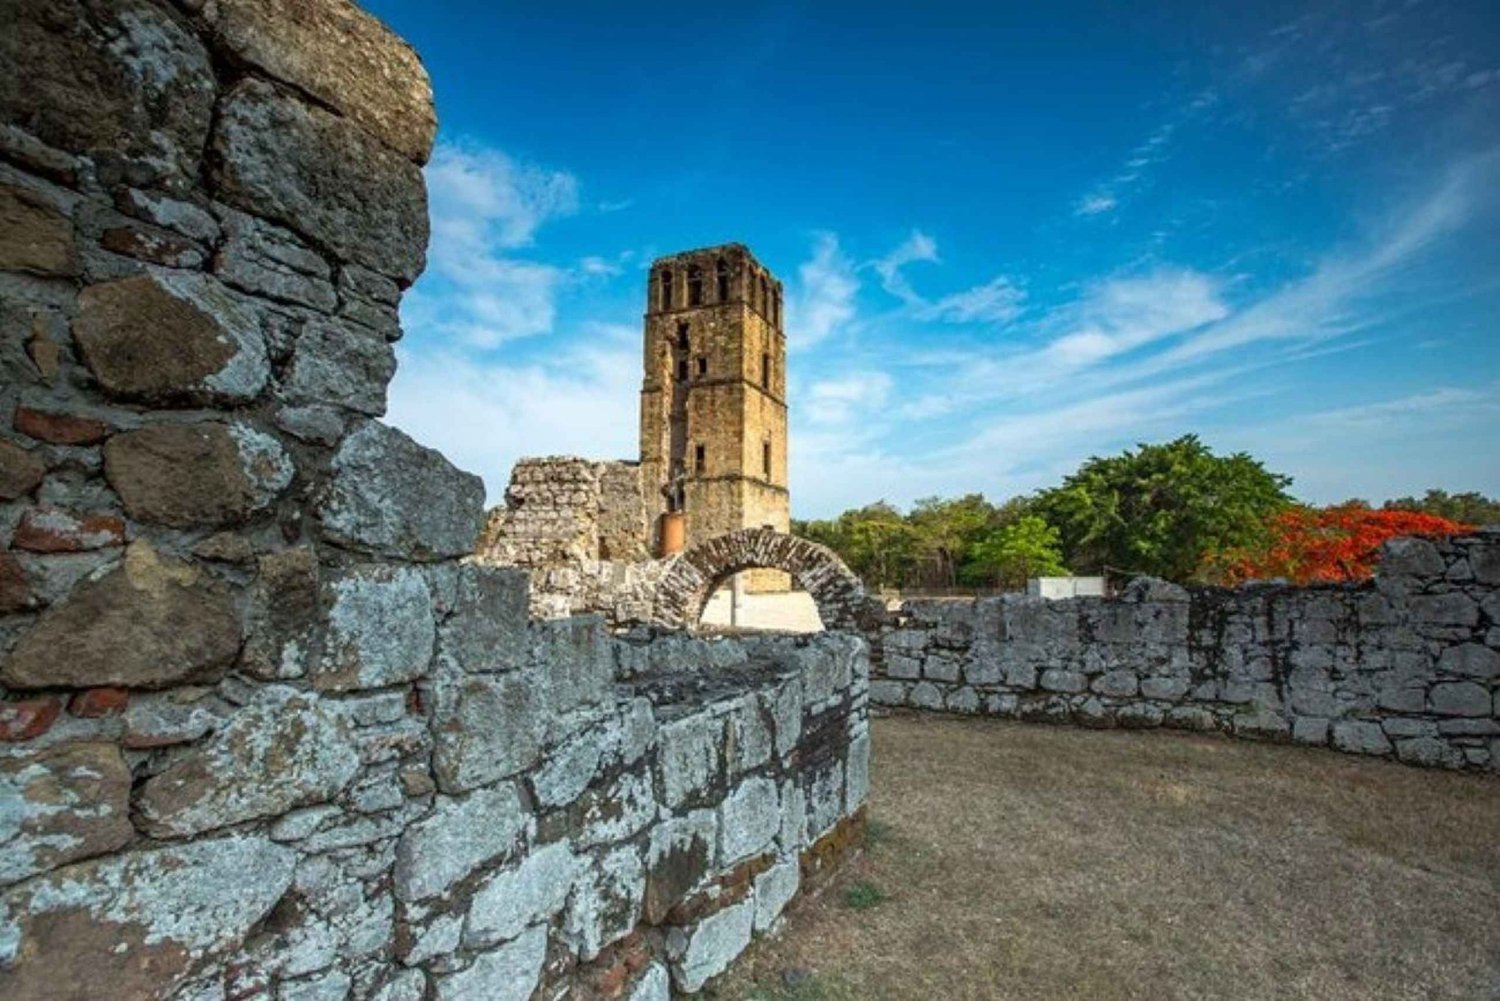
696, 356, 707, 376
759, 276, 769, 317
676, 322, 689, 349
695, 443, 706, 473
773, 290, 781, 327
659, 269, 673, 310
762, 439, 772, 478
716, 257, 731, 301
687, 265, 703, 306
677, 359, 688, 381
761, 352, 771, 388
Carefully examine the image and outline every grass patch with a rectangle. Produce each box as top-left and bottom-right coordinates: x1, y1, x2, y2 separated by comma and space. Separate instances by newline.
743, 973, 859, 1001
842, 880, 887, 910
862, 817, 893, 850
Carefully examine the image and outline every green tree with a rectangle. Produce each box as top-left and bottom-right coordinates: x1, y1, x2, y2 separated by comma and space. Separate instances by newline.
908, 494, 997, 588
1032, 435, 1293, 582
1384, 489, 1500, 526
966, 515, 1069, 588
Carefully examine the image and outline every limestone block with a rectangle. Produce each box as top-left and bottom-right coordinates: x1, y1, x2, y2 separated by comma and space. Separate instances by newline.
1292, 717, 1329, 745
464, 842, 579, 949
565, 844, 644, 960
1410, 593, 1479, 629
319, 421, 485, 561
316, 564, 434, 691
0, 182, 76, 276
645, 810, 717, 924
1379, 537, 1445, 578
1395, 737, 1466, 769
0, 835, 295, 1001
393, 783, 528, 902
1140, 676, 1188, 700
718, 776, 779, 865
1, 541, 238, 689
1331, 720, 1392, 755
1040, 669, 1086, 693
530, 699, 654, 809
204, 0, 436, 164
437, 563, 529, 674
846, 731, 871, 811
1231, 710, 1288, 739
1430, 681, 1491, 717
0, 743, 132, 888
909, 681, 944, 709
434, 924, 546, 1001
430, 668, 543, 794
657, 712, 724, 809
280, 317, 397, 415
1092, 669, 1139, 697
1117, 703, 1165, 729
560, 767, 658, 851
529, 616, 615, 717
74, 273, 269, 406
667, 896, 755, 993
945, 686, 981, 713
0, 0, 215, 178
212, 79, 427, 283
1438, 643, 1499, 680
923, 652, 961, 683
628, 963, 671, 1001
136, 687, 360, 838
883, 652, 921, 680
1469, 542, 1500, 586
105, 421, 292, 528
753, 858, 800, 932
868, 679, 906, 706
1166, 706, 1217, 731
726, 695, 774, 774
122, 689, 230, 749
804, 760, 846, 842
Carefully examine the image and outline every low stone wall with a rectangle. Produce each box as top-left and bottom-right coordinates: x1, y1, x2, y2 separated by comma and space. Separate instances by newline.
0, 2, 868, 998
870, 531, 1500, 771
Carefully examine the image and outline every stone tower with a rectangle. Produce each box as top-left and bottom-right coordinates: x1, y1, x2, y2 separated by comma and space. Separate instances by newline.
639, 244, 789, 589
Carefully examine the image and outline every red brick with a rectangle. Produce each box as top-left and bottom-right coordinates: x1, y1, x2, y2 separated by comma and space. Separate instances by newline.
0, 697, 62, 741
13, 506, 126, 553
13, 406, 109, 445
70, 687, 130, 718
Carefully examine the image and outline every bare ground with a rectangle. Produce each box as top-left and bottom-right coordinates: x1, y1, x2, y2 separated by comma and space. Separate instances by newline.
711, 715, 1500, 1001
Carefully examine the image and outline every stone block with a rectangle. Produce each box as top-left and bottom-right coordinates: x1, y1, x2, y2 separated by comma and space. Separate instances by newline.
753, 858, 800, 932
1395, 737, 1466, 769
0, 0, 214, 179
0, 743, 132, 887
430, 668, 544, 794
1040, 669, 1086, 693
74, 273, 269, 406
0, 182, 76, 276
212, 79, 428, 283
565, 844, 644, 961
437, 564, 529, 674
883, 653, 921, 679
393, 783, 528, 902
136, 687, 360, 838
319, 421, 485, 561
241, 546, 320, 681
1331, 719, 1392, 755
667, 897, 755, 993
11, 506, 124, 552
718, 776, 780, 865
1140, 676, 1188, 700
1410, 593, 1478, 629
1117, 703, 1165, 729
1, 541, 238, 690
0, 835, 295, 1001
1379, 537, 1445, 578
645, 810, 717, 925
104, 421, 292, 529
909, 681, 943, 709
281, 317, 396, 415
868, 680, 906, 705
945, 686, 981, 714
316, 564, 435, 691
1430, 681, 1491, 717
1438, 643, 1499, 680
434, 924, 546, 1001
1292, 717, 1329, 746
1092, 669, 1138, 697
0, 439, 46, 500
464, 842, 579, 949
656, 712, 724, 809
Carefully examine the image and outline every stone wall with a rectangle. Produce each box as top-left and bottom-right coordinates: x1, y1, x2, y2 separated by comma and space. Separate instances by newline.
870, 531, 1500, 771
0, 2, 868, 998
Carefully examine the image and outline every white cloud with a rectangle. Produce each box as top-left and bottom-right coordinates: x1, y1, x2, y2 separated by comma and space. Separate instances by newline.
789, 232, 859, 348
919, 276, 1026, 324
387, 324, 640, 504
871, 230, 939, 303
801, 371, 893, 427
422, 140, 581, 347
1075, 194, 1118, 216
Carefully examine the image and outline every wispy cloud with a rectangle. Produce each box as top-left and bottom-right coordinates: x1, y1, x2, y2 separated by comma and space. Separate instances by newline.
789, 232, 859, 349
871, 230, 939, 303
1075, 90, 1217, 217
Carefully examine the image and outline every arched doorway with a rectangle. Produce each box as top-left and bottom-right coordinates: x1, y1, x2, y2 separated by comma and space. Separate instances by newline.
650, 528, 879, 632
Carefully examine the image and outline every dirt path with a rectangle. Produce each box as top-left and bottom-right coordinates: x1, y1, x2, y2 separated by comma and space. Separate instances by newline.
713, 715, 1500, 1001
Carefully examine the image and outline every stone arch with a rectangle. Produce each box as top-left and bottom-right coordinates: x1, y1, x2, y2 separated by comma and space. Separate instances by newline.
651, 528, 878, 632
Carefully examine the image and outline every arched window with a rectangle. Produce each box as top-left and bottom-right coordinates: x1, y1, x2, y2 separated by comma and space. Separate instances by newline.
772, 289, 781, 327
659, 269, 673, 310
715, 257, 731, 302
687, 265, 703, 306
676, 322, 690, 350
759, 276, 770, 318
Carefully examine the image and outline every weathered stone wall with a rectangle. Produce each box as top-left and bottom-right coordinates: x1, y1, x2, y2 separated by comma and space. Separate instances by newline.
0, 2, 868, 998
870, 531, 1500, 771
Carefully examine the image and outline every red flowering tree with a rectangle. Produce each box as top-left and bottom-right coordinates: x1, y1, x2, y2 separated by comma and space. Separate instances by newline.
1208, 505, 1471, 585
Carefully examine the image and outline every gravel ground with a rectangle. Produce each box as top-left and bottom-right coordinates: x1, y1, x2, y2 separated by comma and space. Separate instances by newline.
711, 714, 1500, 1001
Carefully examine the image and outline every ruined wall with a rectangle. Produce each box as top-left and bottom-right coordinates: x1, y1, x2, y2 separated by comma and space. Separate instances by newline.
0, 2, 868, 998
870, 532, 1500, 771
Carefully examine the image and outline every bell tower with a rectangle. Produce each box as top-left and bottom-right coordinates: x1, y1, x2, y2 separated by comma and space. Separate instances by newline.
638, 244, 789, 588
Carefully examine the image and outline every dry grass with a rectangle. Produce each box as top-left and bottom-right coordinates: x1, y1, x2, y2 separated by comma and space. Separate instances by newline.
712, 715, 1500, 1001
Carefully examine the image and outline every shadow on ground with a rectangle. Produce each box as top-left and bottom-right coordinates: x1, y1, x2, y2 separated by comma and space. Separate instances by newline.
712, 715, 1500, 1001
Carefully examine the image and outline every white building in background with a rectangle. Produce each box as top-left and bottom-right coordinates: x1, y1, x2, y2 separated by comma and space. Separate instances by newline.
1028, 576, 1107, 599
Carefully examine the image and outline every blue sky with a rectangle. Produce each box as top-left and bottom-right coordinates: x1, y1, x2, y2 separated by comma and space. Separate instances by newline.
366, 0, 1500, 518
